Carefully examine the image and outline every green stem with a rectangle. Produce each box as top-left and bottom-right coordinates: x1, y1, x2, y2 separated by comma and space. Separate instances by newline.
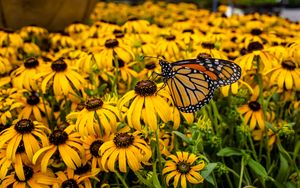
155, 128, 166, 187
238, 157, 245, 188
248, 134, 258, 161
115, 171, 129, 188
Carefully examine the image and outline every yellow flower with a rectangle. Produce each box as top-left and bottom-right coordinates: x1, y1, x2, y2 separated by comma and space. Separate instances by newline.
49, 33, 76, 50
0, 56, 12, 75
65, 22, 89, 39
99, 131, 152, 173
157, 34, 185, 61
19, 26, 48, 41
11, 57, 42, 91
193, 42, 228, 59
118, 80, 171, 131
0, 30, 23, 48
52, 167, 99, 188
82, 135, 110, 171
121, 18, 150, 33
238, 87, 269, 130
235, 41, 278, 73
67, 98, 120, 137
35, 58, 85, 99
32, 125, 85, 173
0, 119, 50, 162
18, 91, 51, 122
266, 59, 300, 91
162, 152, 205, 188
1, 164, 55, 188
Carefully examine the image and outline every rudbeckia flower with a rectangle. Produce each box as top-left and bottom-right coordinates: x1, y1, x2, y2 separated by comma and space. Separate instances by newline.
52, 167, 99, 188
0, 30, 23, 48
1, 164, 55, 188
118, 80, 171, 131
11, 57, 42, 91
109, 58, 138, 85
138, 59, 161, 79
0, 56, 12, 75
19, 26, 48, 42
238, 87, 271, 130
32, 124, 85, 173
65, 22, 89, 39
18, 91, 51, 122
235, 41, 278, 73
157, 34, 185, 61
162, 152, 205, 188
267, 59, 300, 90
35, 58, 86, 99
67, 98, 120, 137
0, 119, 50, 162
193, 42, 228, 59
49, 33, 76, 50
121, 18, 150, 33
99, 131, 152, 173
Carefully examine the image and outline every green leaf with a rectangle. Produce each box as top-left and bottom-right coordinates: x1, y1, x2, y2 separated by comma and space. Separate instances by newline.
247, 159, 268, 179
201, 163, 217, 186
135, 172, 154, 188
152, 161, 162, 188
217, 147, 243, 157
276, 153, 289, 182
172, 131, 193, 144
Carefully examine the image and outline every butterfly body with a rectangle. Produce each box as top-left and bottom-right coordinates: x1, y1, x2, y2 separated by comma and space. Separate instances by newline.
159, 57, 241, 113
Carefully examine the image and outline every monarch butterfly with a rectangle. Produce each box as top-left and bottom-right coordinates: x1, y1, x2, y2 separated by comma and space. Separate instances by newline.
159, 56, 241, 113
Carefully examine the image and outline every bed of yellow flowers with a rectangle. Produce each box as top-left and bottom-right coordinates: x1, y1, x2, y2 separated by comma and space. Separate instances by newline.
0, 1, 300, 188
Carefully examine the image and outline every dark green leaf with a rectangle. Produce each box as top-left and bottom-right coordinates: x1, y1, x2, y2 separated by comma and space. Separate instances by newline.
248, 159, 268, 179
201, 163, 217, 186
276, 153, 289, 182
173, 131, 193, 144
217, 147, 243, 157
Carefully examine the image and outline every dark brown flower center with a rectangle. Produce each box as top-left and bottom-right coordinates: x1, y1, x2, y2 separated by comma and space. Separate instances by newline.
250, 28, 263, 35
201, 42, 215, 49
61, 179, 79, 188
128, 17, 138, 21
49, 130, 68, 145
134, 80, 157, 96
14, 119, 34, 133
74, 163, 91, 175
105, 39, 119, 48
14, 166, 33, 182
76, 102, 85, 111
24, 57, 39, 68
112, 58, 125, 68
113, 29, 125, 38
247, 42, 263, 52
113, 133, 134, 148
26, 92, 40, 105
182, 29, 194, 34
281, 60, 296, 70
90, 140, 103, 157
240, 48, 247, 55
58, 122, 70, 131
177, 162, 191, 174
85, 98, 103, 111
51, 58, 67, 72
197, 53, 212, 59
145, 62, 156, 70
248, 101, 261, 111
165, 35, 176, 41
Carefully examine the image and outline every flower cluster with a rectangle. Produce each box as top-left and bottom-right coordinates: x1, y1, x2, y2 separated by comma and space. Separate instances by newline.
0, 1, 299, 187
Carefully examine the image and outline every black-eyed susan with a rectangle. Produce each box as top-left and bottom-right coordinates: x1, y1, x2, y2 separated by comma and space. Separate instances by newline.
238, 87, 270, 130
82, 135, 109, 171
193, 42, 228, 59
110, 57, 138, 85
52, 167, 99, 188
49, 33, 76, 50
118, 80, 171, 131
0, 97, 23, 125
0, 30, 23, 48
18, 91, 51, 122
11, 57, 42, 91
121, 18, 150, 34
170, 107, 194, 130
32, 124, 85, 173
162, 151, 205, 188
138, 59, 161, 79
1, 164, 55, 188
156, 33, 185, 61
235, 41, 278, 73
0, 119, 50, 162
0, 56, 12, 75
19, 26, 48, 42
35, 58, 86, 99
99, 131, 152, 173
66, 98, 120, 137
266, 59, 300, 90
65, 22, 89, 40
94, 38, 134, 70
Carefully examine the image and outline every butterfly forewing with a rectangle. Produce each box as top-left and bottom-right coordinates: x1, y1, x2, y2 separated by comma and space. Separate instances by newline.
167, 66, 215, 113
172, 58, 241, 87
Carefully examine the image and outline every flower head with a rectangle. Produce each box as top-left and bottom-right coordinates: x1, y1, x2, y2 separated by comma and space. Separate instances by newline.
163, 152, 205, 188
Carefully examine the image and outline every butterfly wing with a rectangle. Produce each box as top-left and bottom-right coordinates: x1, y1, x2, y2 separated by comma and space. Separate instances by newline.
166, 65, 216, 113
172, 58, 241, 87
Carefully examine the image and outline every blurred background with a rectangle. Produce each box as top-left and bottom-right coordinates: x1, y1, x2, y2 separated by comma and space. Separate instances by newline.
0, 0, 299, 31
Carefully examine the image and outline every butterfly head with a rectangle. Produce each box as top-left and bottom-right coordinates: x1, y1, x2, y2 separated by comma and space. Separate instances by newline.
159, 60, 174, 80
